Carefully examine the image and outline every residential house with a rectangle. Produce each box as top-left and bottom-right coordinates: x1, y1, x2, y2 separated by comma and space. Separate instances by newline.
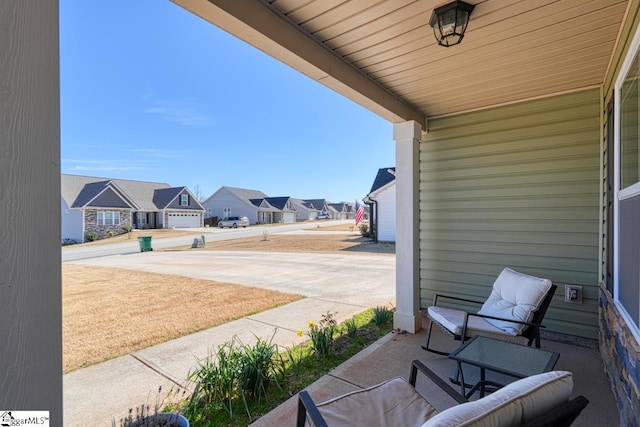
202, 186, 296, 224
303, 199, 331, 220
291, 198, 317, 221
364, 167, 396, 242
5, 2, 640, 424
263, 197, 297, 223
290, 198, 332, 221
61, 174, 205, 242
328, 202, 352, 220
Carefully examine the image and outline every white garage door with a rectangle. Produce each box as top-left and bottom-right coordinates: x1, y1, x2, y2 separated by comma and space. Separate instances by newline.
282, 212, 295, 223
167, 213, 200, 228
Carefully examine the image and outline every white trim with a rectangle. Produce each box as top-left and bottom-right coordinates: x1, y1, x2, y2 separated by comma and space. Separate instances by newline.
598, 86, 604, 286
613, 24, 640, 343
618, 182, 640, 200
97, 210, 121, 226
82, 181, 139, 210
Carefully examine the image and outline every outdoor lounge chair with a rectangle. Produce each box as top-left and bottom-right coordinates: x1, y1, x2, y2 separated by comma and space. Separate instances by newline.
296, 360, 588, 427
423, 268, 557, 355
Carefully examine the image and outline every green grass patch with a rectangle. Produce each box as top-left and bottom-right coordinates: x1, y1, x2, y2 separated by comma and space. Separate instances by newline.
181, 308, 394, 427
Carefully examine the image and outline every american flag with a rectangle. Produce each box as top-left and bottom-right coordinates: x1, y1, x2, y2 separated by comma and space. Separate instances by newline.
354, 200, 365, 225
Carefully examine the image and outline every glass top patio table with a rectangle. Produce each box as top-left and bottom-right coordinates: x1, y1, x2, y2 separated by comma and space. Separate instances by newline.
448, 335, 560, 397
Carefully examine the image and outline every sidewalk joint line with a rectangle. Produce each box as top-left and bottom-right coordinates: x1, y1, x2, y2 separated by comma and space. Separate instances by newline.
244, 317, 295, 333
129, 354, 191, 392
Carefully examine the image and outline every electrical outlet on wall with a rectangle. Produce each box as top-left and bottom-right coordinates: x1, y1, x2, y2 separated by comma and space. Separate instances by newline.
565, 284, 583, 304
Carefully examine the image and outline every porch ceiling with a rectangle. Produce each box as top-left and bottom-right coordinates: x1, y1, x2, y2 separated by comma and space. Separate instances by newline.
172, 0, 629, 129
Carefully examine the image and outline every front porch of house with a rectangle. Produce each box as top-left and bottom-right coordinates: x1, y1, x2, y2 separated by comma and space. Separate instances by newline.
253, 316, 619, 426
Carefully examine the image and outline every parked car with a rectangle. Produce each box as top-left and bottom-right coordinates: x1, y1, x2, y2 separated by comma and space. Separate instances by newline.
316, 214, 331, 219
218, 216, 250, 228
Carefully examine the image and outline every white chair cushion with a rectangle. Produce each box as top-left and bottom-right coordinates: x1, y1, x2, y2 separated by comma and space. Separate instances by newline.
309, 377, 438, 427
422, 371, 573, 427
427, 306, 530, 345
477, 268, 552, 336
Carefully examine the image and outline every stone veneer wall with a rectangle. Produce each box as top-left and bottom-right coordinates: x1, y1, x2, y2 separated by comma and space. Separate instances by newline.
84, 209, 131, 241
599, 286, 640, 426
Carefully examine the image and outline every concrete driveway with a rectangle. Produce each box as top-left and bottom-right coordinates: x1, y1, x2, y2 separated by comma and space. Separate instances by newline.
67, 249, 395, 307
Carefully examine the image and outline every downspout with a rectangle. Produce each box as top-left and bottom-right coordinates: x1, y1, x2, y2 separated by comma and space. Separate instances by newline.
372, 200, 377, 241
365, 197, 377, 242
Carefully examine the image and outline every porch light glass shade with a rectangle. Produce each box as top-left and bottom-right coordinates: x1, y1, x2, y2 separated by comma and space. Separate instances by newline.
429, 1, 475, 47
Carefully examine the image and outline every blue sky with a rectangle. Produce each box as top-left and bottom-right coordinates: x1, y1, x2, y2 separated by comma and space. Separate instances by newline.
59, 0, 395, 203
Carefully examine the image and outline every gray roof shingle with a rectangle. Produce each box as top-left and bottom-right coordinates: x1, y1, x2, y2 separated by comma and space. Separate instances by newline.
62, 174, 172, 211
369, 167, 396, 194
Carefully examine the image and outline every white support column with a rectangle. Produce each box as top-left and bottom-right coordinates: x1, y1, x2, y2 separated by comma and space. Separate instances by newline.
393, 120, 422, 333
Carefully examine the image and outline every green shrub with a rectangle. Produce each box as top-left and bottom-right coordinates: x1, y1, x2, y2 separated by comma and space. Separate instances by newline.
372, 306, 393, 326
306, 311, 337, 357
184, 334, 282, 421
358, 223, 369, 237
344, 316, 358, 338
122, 225, 133, 238
85, 232, 99, 242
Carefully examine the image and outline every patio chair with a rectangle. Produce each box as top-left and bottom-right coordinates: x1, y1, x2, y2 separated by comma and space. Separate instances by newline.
296, 360, 588, 427
423, 268, 557, 355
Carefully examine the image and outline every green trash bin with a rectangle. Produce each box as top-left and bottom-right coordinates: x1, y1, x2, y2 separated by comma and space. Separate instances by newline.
138, 236, 153, 252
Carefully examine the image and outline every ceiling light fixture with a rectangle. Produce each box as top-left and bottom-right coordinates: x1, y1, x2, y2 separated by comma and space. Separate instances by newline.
429, 1, 475, 47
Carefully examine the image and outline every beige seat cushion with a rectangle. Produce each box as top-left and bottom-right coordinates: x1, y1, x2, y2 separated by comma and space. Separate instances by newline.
308, 377, 438, 427
422, 371, 573, 427
428, 306, 530, 345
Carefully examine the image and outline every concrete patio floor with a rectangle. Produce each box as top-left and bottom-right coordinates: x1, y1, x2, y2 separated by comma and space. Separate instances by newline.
252, 317, 619, 427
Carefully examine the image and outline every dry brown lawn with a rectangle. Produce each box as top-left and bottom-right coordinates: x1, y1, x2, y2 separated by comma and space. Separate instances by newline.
63, 266, 301, 372
63, 225, 393, 373
165, 227, 395, 255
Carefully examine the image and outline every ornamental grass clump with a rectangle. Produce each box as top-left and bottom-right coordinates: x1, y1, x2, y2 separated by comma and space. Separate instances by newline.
372, 305, 394, 326
298, 311, 337, 357
184, 333, 282, 422
344, 316, 358, 338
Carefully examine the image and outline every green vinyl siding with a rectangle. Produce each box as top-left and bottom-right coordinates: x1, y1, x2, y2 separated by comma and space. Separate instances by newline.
419, 89, 601, 338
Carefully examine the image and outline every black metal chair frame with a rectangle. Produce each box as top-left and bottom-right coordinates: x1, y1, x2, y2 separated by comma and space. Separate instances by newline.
423, 284, 557, 356
296, 358, 588, 427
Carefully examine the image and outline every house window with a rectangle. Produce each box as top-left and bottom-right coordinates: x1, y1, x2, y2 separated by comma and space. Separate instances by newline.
97, 211, 120, 226
615, 28, 640, 342
137, 212, 147, 225
180, 194, 189, 206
